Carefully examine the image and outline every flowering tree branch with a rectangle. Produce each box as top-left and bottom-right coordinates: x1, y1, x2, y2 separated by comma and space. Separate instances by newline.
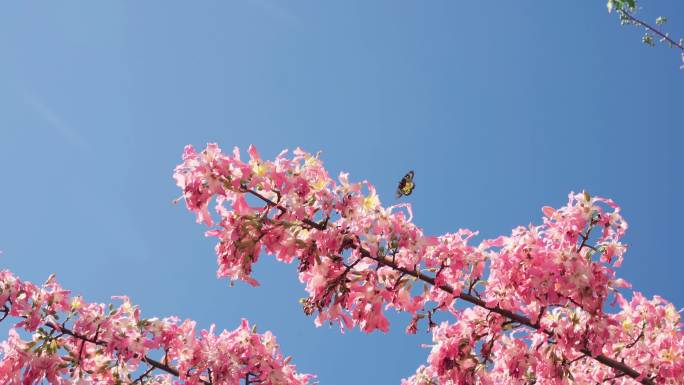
365, 253, 655, 385
245, 185, 655, 385
0, 271, 313, 385
175, 143, 683, 385
43, 322, 205, 385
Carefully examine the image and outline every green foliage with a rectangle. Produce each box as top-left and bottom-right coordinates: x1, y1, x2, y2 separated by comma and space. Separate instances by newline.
606, 0, 636, 13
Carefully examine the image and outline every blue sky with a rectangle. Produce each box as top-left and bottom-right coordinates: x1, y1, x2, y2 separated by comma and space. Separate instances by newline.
1, 1, 683, 384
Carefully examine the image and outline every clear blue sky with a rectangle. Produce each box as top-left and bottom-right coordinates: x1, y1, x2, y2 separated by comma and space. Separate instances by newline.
1, 1, 683, 384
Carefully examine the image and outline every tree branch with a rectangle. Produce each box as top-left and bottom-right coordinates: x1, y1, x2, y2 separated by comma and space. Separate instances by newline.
44, 322, 211, 385
619, 9, 684, 51
237, 186, 655, 385
360, 249, 654, 385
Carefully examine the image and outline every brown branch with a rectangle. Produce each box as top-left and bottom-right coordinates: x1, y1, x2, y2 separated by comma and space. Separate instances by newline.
625, 322, 646, 349
320, 256, 363, 303
567, 353, 588, 366
134, 365, 155, 384
602, 372, 627, 384
0, 305, 9, 323
533, 306, 547, 328
391, 272, 407, 291
242, 187, 325, 230
577, 224, 595, 254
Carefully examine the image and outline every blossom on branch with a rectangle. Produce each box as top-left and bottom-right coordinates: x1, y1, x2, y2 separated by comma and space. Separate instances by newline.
0, 270, 313, 385
175, 143, 683, 385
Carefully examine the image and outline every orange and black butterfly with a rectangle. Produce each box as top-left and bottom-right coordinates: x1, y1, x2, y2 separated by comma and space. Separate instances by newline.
396, 170, 415, 198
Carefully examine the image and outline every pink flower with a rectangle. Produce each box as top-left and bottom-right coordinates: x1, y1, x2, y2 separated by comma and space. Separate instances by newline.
0, 270, 314, 385
176, 144, 682, 385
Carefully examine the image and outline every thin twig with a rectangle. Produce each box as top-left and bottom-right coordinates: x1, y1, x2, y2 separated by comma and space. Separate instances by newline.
133, 366, 155, 384
619, 10, 684, 51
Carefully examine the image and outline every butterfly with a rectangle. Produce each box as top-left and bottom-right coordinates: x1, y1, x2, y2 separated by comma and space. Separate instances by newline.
396, 170, 415, 198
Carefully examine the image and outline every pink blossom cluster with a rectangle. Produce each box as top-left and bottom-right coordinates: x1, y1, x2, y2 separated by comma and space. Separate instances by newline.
403, 293, 683, 385
0, 270, 313, 385
175, 143, 683, 385
485, 192, 629, 321
174, 144, 486, 331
